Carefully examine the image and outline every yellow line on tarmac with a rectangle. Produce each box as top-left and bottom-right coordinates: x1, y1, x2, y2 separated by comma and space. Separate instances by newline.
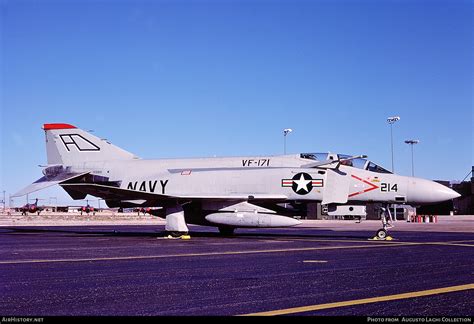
292, 238, 474, 247
240, 283, 474, 316
429, 242, 474, 247
0, 242, 412, 265
286, 238, 405, 244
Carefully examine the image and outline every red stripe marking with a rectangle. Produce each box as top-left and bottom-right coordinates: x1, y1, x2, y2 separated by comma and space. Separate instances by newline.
43, 123, 77, 130
348, 175, 380, 198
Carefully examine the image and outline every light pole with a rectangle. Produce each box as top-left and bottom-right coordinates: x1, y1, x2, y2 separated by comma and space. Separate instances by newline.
387, 116, 400, 222
387, 116, 400, 172
283, 128, 293, 154
405, 140, 420, 177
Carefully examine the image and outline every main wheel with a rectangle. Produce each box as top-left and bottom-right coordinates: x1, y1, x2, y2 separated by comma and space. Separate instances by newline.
376, 229, 387, 240
169, 231, 188, 238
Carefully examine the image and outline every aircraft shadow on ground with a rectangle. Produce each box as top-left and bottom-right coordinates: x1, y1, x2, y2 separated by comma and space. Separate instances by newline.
0, 226, 374, 240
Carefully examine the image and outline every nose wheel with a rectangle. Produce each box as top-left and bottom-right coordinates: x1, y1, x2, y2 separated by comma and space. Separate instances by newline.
376, 228, 388, 240
372, 205, 394, 241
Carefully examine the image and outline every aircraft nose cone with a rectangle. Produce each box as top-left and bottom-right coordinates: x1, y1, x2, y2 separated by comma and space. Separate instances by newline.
433, 184, 461, 201
408, 178, 461, 204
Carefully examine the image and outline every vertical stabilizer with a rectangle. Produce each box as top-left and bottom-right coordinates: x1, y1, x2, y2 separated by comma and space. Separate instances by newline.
43, 123, 138, 165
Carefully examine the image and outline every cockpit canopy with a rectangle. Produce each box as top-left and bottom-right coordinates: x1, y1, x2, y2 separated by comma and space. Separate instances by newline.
300, 153, 392, 174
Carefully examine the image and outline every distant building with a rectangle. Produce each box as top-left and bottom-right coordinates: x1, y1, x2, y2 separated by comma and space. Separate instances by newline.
452, 180, 474, 214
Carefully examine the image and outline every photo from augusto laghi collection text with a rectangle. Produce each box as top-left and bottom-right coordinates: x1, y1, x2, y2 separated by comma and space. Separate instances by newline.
367, 318, 472, 323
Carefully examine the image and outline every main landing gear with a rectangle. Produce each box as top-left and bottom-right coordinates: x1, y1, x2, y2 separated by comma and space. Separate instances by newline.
164, 205, 191, 240
373, 204, 394, 241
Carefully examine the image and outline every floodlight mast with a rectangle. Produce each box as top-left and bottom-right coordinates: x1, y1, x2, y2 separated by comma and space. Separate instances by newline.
283, 128, 293, 154
387, 116, 400, 172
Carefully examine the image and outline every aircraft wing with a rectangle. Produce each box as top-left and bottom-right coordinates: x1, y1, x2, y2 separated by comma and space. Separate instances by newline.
178, 193, 288, 201
60, 183, 288, 203
12, 172, 90, 197
60, 183, 168, 201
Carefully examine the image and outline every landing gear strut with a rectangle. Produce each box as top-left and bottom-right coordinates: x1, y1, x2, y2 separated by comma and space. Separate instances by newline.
165, 205, 191, 239
374, 204, 394, 240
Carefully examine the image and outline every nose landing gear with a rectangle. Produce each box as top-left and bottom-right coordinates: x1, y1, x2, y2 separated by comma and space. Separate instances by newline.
372, 205, 394, 241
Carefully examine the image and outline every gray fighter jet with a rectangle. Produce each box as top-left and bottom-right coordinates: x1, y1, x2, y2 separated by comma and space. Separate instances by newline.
14, 123, 460, 239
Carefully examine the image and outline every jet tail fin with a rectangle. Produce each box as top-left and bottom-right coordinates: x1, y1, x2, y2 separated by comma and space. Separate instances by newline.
43, 123, 139, 165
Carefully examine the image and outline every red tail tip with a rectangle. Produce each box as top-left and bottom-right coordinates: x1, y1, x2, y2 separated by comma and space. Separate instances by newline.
43, 123, 77, 130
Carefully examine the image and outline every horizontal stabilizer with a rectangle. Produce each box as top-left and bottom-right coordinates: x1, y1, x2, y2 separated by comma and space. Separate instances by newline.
12, 172, 89, 197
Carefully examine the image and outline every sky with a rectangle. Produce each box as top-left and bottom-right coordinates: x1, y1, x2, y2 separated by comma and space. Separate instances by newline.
1, 0, 472, 207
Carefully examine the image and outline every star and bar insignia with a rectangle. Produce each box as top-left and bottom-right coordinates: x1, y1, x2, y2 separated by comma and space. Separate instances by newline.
282, 172, 324, 195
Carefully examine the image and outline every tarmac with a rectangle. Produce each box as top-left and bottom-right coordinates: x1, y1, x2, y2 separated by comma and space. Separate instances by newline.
0, 212, 473, 317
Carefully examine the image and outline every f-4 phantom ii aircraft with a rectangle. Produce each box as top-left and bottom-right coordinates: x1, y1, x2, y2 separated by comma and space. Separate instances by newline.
14, 123, 460, 239
18, 198, 44, 216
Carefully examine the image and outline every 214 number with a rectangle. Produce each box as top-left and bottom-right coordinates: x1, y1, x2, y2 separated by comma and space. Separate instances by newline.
381, 183, 398, 192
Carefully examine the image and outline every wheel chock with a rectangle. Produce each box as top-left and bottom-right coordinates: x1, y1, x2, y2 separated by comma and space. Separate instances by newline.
368, 236, 394, 241
162, 235, 179, 240
161, 234, 191, 240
